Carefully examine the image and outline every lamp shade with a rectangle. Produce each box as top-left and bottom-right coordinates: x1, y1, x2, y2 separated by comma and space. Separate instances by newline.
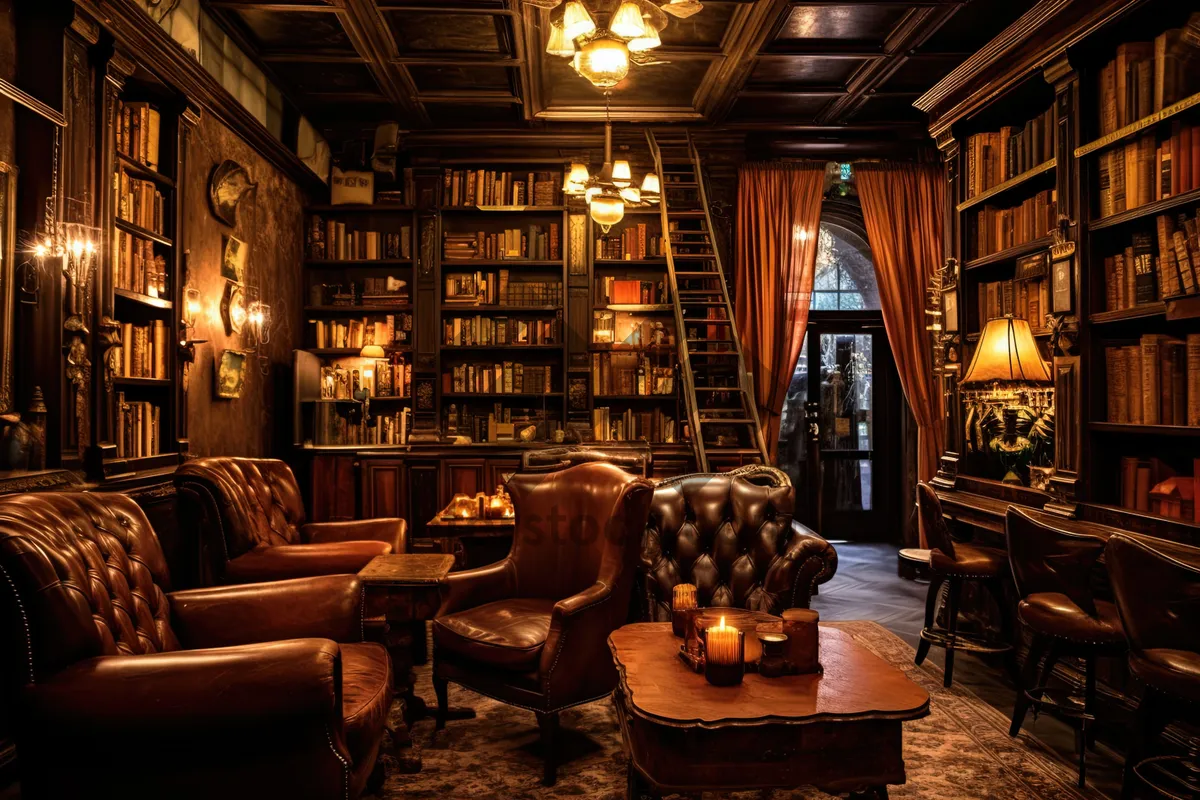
360, 344, 386, 359
561, 0, 596, 39
961, 317, 1051, 385
610, 1, 647, 38
564, 162, 590, 194
590, 193, 625, 232
629, 26, 662, 52
612, 160, 632, 187
640, 172, 661, 195
575, 36, 629, 89
546, 24, 575, 58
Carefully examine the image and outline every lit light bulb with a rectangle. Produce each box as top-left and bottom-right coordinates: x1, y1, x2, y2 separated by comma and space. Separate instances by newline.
33, 244, 47, 258
612, 160, 632, 188
610, 1, 647, 38
70, 240, 83, 258
84, 240, 95, 255
589, 192, 625, 233
561, 0, 595, 39
575, 36, 629, 89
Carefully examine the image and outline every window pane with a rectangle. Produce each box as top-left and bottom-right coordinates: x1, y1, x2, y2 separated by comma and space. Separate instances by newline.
776, 335, 809, 480
819, 333, 873, 451
839, 292, 864, 310
809, 211, 880, 311
812, 292, 838, 310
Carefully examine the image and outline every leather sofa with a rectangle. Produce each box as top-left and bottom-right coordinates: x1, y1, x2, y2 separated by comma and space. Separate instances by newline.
519, 444, 653, 476
0, 492, 392, 799
640, 465, 836, 620
433, 462, 654, 785
175, 456, 406, 585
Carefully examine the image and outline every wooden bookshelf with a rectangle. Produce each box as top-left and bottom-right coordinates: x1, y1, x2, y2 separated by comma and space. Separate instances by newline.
1087, 186, 1200, 232
955, 159, 1056, 212
962, 236, 1054, 270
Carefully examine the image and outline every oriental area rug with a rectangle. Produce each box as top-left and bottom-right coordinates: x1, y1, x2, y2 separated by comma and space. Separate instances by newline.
377, 621, 1105, 800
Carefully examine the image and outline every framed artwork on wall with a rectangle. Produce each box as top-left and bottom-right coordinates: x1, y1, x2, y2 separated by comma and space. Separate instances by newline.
216, 350, 246, 399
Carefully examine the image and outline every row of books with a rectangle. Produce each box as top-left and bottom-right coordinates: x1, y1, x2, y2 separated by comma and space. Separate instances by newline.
442, 363, 554, 395
312, 405, 410, 447
115, 321, 169, 380
1103, 216, 1200, 311
114, 395, 160, 460
591, 352, 676, 397
311, 279, 409, 309
977, 278, 1050, 332
370, 360, 411, 398
116, 100, 162, 172
592, 407, 677, 444
594, 277, 667, 305
592, 312, 675, 347
443, 313, 563, 347
596, 225, 663, 260
1098, 123, 1200, 219
967, 189, 1056, 259
309, 316, 411, 350
307, 217, 412, 261
1104, 333, 1200, 426
443, 271, 561, 307
316, 359, 412, 400
113, 230, 166, 297
443, 225, 561, 261
442, 169, 561, 208
117, 173, 166, 235
1118, 456, 1198, 523
1097, 29, 1198, 138
964, 107, 1055, 198
445, 405, 561, 444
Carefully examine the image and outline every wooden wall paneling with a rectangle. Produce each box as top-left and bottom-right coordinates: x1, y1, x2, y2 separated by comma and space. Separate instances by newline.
309, 454, 356, 521
486, 456, 520, 491
567, 284, 590, 371
443, 458, 485, 501
407, 460, 441, 538
363, 457, 406, 520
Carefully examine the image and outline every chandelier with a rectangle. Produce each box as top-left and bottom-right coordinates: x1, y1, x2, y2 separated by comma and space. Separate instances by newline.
564, 96, 661, 232
529, 0, 705, 90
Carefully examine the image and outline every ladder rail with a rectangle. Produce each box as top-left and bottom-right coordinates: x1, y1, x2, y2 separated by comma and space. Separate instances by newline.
646, 129, 708, 472
685, 131, 771, 465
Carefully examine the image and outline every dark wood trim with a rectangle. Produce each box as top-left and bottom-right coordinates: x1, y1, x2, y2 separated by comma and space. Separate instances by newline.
0, 79, 67, 127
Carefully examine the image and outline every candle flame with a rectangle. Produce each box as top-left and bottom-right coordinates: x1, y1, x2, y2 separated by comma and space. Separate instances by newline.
719, 615, 726, 629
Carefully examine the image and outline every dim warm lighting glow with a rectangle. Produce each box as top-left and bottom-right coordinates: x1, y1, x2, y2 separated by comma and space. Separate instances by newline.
612, 160, 632, 187
585, 185, 602, 203
664, 0, 704, 20
610, 1, 647, 38
619, 185, 641, 204
561, 0, 596, 39
575, 36, 629, 89
33, 243, 47, 258
961, 317, 1052, 385
794, 226, 808, 242
565, 162, 590, 195
640, 172, 661, 195
589, 192, 625, 233
545, 24, 575, 58
360, 344, 386, 359
70, 240, 83, 258
629, 26, 662, 52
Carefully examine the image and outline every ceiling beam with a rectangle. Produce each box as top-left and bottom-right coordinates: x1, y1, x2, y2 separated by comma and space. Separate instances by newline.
335, 0, 429, 125
260, 51, 369, 63
694, 0, 793, 123
205, 2, 340, 10
390, 55, 522, 65
418, 91, 523, 104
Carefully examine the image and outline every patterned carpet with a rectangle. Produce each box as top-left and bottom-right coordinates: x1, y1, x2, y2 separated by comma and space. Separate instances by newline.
377, 621, 1106, 800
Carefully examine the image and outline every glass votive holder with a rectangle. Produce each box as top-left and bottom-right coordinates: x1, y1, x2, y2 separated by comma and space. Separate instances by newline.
671, 583, 698, 638
701, 625, 745, 687
758, 633, 789, 678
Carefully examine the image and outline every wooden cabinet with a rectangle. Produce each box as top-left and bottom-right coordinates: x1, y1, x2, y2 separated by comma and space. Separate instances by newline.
486, 457, 521, 490
362, 459, 406, 520
309, 455, 356, 521
443, 458, 485, 501
407, 460, 442, 539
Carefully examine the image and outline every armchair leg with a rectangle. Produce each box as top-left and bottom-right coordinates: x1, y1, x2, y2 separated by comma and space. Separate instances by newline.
434, 676, 449, 731
915, 574, 945, 667
1009, 633, 1051, 737
538, 710, 560, 786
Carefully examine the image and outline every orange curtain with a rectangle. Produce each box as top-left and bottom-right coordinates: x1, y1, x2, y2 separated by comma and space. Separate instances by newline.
734, 162, 824, 461
855, 161, 945, 490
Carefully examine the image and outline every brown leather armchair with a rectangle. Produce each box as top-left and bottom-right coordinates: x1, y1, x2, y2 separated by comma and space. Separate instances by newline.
432, 462, 654, 785
520, 444, 653, 476
0, 492, 393, 800
175, 456, 406, 584
640, 465, 836, 620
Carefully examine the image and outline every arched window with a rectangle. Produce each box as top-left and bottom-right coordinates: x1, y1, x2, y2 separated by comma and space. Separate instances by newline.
810, 200, 880, 311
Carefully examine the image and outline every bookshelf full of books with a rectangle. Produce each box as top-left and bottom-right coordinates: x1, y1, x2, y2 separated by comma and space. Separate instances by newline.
101, 75, 185, 470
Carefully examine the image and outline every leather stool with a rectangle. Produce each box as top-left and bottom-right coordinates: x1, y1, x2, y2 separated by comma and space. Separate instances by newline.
914, 483, 1013, 688
1006, 507, 1126, 789
1108, 534, 1200, 800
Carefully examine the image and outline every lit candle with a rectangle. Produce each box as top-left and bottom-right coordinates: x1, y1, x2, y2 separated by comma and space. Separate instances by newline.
705, 616, 741, 666
671, 583, 698, 638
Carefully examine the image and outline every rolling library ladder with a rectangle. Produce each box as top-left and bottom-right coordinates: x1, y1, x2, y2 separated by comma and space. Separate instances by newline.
646, 129, 770, 472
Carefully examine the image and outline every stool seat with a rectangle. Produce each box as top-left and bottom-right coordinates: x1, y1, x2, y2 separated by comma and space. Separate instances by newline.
930, 543, 1007, 578
1017, 594, 1125, 646
1130, 649, 1200, 704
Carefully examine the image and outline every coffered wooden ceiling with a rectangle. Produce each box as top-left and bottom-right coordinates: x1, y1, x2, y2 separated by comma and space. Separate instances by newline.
204, 0, 1036, 153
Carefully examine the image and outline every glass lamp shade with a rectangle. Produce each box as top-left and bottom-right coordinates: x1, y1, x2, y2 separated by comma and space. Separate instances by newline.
629, 26, 662, 52
640, 172, 661, 195
961, 317, 1052, 385
576, 37, 629, 89
564, 162, 590, 195
663, 0, 704, 19
562, 0, 596, 39
584, 185, 602, 203
546, 24, 576, 58
610, 1, 647, 38
612, 160, 632, 187
620, 185, 641, 203
360, 344, 386, 359
590, 193, 625, 232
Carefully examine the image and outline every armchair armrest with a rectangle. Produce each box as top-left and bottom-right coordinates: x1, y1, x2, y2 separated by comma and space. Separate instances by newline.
302, 518, 407, 553
22, 639, 341, 733
539, 580, 619, 706
770, 522, 838, 610
226, 541, 390, 583
169, 574, 364, 649
437, 558, 516, 617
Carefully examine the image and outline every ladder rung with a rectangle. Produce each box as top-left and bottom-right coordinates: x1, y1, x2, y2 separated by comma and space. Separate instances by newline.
675, 271, 720, 277
672, 254, 716, 258
698, 417, 754, 424
693, 387, 744, 392
667, 211, 706, 217
686, 320, 731, 326
680, 301, 726, 306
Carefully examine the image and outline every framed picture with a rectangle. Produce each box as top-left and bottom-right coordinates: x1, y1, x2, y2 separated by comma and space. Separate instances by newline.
942, 289, 958, 333
1051, 255, 1073, 314
221, 235, 247, 282
216, 350, 247, 399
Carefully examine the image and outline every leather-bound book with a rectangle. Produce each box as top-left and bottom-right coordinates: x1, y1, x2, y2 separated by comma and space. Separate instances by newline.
1124, 344, 1144, 425
1141, 334, 1164, 425
1188, 333, 1200, 426
1106, 347, 1122, 423
1121, 456, 1139, 509
1111, 346, 1129, 423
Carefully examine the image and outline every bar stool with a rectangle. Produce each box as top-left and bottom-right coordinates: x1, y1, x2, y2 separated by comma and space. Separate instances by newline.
914, 482, 1013, 688
1108, 534, 1200, 800
1006, 507, 1126, 789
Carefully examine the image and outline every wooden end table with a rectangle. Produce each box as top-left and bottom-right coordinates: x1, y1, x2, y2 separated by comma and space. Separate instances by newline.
421, 515, 515, 570
358, 553, 457, 772
608, 622, 930, 799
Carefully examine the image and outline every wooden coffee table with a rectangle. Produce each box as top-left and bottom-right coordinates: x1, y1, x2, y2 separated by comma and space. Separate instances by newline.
608, 622, 930, 799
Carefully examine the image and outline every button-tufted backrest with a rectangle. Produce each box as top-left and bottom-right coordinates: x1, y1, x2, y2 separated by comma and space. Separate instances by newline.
175, 458, 307, 576
642, 465, 795, 619
0, 492, 180, 687
520, 445, 653, 477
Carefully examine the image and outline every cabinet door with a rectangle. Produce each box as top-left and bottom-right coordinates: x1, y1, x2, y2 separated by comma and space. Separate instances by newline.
443, 459, 485, 501
652, 456, 693, 480
486, 457, 521, 490
363, 459, 406, 520
408, 461, 441, 538
311, 456, 356, 521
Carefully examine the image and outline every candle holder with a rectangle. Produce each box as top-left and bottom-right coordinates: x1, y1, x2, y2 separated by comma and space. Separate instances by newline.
671, 583, 698, 638
702, 628, 745, 687
758, 633, 789, 678
782, 608, 821, 675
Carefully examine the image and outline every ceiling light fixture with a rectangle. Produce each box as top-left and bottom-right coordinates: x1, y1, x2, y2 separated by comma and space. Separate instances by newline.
563, 93, 661, 233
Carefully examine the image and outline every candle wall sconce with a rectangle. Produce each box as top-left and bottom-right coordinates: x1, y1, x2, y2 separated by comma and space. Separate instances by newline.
220, 280, 246, 336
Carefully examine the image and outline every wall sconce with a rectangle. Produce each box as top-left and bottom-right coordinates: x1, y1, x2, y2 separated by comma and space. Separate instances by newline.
183, 284, 203, 330
246, 300, 270, 350
221, 280, 246, 336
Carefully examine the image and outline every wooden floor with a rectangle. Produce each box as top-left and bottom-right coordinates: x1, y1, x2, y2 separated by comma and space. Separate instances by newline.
814, 541, 1126, 800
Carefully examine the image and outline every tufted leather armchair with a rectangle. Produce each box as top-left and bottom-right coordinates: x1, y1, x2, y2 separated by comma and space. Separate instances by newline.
0, 492, 393, 800
433, 462, 654, 786
175, 456, 406, 585
639, 465, 836, 621
520, 444, 653, 477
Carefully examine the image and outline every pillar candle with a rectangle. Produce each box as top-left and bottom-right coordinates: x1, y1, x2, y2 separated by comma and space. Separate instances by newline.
782, 608, 820, 674
705, 617, 743, 666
